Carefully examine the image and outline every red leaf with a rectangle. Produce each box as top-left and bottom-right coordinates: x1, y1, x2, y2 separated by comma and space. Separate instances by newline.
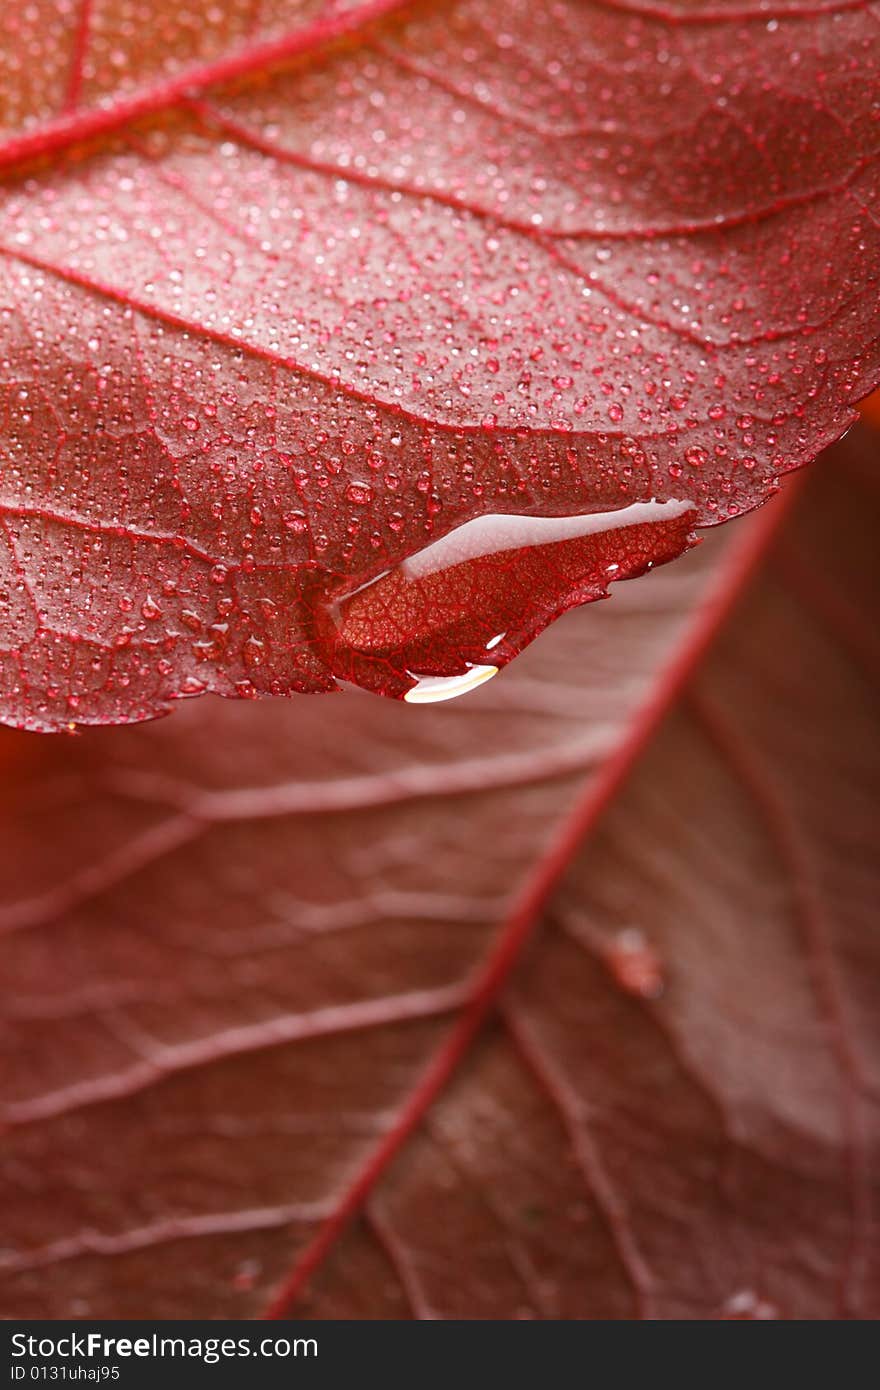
0, 0, 878, 726
1, 426, 876, 1319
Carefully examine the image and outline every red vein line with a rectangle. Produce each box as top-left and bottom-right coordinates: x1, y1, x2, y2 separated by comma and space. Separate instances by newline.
64, 0, 95, 112
192, 95, 879, 254
0, 1201, 332, 1276
0, 499, 217, 566
500, 1003, 654, 1318
189, 98, 880, 355
3, 236, 860, 460
0, 734, 613, 938
0, 238, 678, 444
1, 982, 469, 1130
362, 1204, 432, 1319
0, 0, 870, 249
0, 240, 427, 428
260, 477, 802, 1318
686, 686, 872, 1319
0, 0, 413, 174
0, 0, 866, 183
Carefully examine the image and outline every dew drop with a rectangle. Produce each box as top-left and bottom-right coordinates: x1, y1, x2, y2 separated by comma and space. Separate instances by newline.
685, 446, 708, 468
722, 1290, 780, 1320
606, 928, 665, 999
318, 499, 696, 701
403, 664, 499, 703
345, 480, 373, 506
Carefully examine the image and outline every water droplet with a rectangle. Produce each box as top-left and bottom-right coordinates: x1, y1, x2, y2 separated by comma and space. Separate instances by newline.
722, 1290, 780, 1320
606, 928, 665, 999
345, 481, 373, 506
318, 499, 695, 701
403, 665, 499, 703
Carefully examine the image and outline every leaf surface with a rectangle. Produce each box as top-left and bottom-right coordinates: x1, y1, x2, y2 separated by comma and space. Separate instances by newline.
0, 0, 878, 724
0, 427, 877, 1319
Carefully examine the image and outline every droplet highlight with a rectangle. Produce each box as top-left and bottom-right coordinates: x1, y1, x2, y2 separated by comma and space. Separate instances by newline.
403, 664, 499, 704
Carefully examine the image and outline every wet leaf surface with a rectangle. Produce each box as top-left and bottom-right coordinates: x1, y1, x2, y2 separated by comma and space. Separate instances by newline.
0, 0, 878, 723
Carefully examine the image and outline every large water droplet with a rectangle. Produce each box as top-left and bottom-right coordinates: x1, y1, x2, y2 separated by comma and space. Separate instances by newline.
316, 497, 696, 702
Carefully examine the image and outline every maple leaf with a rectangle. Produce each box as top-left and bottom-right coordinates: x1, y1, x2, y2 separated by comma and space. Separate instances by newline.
0, 426, 876, 1319
0, 0, 877, 725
